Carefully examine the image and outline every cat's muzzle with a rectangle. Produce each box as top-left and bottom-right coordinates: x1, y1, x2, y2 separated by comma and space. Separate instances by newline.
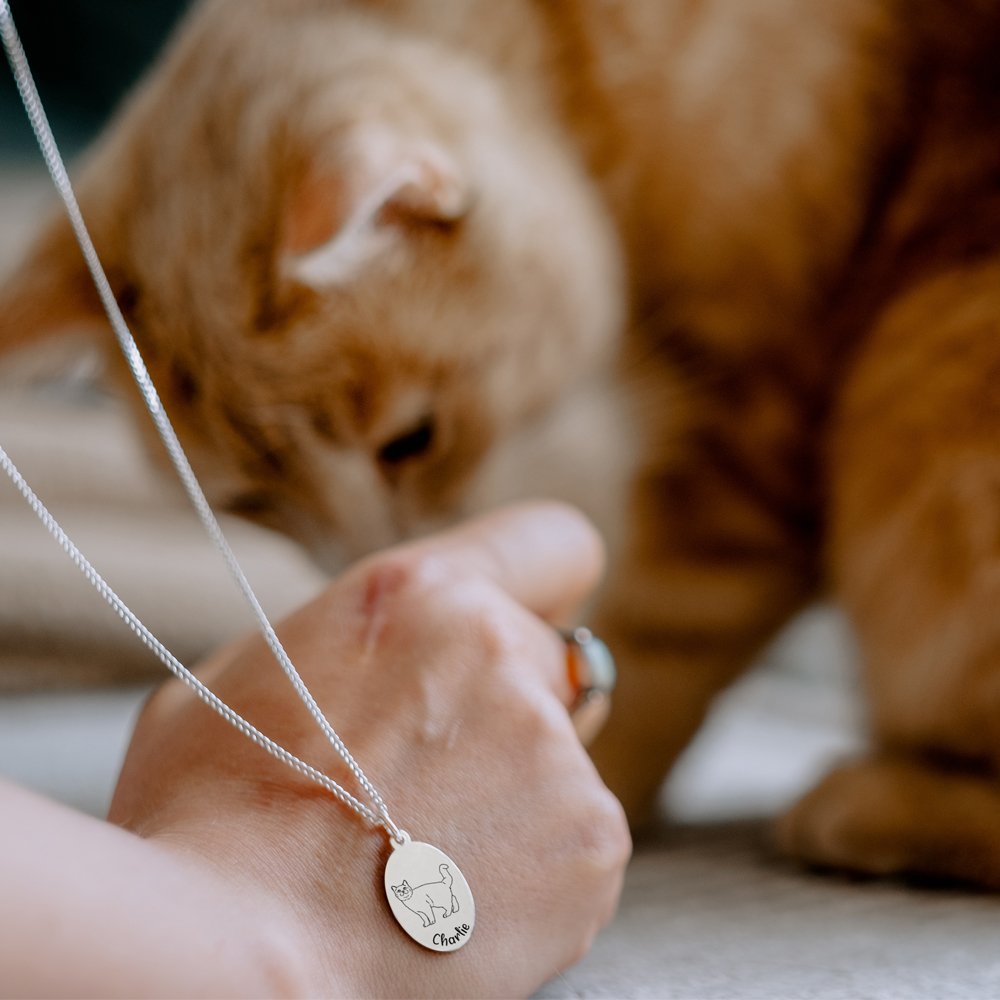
564, 627, 616, 746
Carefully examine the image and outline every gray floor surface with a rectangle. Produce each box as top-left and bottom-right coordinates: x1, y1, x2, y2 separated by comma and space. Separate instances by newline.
536, 821, 1000, 1000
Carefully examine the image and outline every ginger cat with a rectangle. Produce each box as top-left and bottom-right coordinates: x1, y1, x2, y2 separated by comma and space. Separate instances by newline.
5, 0, 1000, 891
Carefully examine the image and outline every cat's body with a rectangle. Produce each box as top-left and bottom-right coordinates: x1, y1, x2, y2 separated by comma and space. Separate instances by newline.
391, 864, 459, 927
6, 0, 1000, 887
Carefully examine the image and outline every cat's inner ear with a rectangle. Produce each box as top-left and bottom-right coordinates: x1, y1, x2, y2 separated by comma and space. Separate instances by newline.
282, 129, 470, 289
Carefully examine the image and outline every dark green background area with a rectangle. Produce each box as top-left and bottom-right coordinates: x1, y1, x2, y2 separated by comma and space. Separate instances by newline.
1, 0, 192, 161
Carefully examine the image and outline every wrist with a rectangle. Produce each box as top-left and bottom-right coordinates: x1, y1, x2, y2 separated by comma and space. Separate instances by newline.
146, 799, 486, 999
141, 788, 389, 998
149, 833, 323, 998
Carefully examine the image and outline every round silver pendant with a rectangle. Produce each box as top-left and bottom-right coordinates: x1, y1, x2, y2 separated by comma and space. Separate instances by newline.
384, 835, 475, 951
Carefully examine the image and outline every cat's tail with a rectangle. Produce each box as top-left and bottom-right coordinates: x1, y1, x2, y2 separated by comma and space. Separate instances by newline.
439, 863, 453, 888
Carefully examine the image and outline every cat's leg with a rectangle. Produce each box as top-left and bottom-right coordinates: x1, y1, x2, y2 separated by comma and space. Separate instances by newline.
423, 898, 437, 925
778, 756, 1000, 886
589, 369, 820, 826
778, 261, 1000, 885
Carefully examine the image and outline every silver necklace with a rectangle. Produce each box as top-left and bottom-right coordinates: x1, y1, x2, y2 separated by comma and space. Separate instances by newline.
0, 1, 476, 953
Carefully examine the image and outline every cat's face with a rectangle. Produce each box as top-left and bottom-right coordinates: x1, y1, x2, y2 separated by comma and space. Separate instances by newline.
0, 7, 624, 570
392, 881, 414, 902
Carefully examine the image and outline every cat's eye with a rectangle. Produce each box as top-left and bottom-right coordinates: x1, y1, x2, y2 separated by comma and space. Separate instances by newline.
227, 490, 277, 516
378, 418, 435, 465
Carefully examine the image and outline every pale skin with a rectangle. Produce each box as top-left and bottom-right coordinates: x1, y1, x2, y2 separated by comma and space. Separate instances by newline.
0, 502, 631, 999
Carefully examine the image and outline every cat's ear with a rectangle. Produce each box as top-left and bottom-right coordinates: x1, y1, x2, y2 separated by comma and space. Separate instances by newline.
0, 212, 110, 359
282, 126, 470, 288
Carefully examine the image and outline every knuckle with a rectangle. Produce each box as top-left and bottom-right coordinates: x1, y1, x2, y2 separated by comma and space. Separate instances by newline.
353, 549, 446, 605
347, 548, 527, 678
336, 550, 458, 666
556, 802, 629, 968
570, 786, 633, 878
466, 599, 523, 668
348, 549, 456, 632
440, 586, 539, 684
564, 938, 592, 971
469, 599, 562, 687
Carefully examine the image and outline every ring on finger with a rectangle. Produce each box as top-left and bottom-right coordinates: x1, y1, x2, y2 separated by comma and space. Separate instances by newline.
563, 626, 616, 743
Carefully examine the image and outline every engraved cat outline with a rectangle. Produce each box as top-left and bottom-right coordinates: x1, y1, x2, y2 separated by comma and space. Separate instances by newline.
391, 863, 459, 928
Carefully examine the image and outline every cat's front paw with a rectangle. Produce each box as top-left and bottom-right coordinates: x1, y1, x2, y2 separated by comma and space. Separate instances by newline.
775, 757, 927, 877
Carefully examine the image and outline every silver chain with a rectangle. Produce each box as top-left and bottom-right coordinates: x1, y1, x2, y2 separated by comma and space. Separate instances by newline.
0, 444, 387, 825
0, 0, 404, 844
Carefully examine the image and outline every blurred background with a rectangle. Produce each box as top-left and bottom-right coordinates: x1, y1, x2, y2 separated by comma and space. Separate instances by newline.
0, 0, 191, 159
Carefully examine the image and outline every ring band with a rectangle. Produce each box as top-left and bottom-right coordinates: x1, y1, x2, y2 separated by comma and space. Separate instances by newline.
563, 627, 616, 744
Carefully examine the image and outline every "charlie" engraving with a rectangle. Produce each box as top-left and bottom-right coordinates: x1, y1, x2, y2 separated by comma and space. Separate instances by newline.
433, 923, 471, 947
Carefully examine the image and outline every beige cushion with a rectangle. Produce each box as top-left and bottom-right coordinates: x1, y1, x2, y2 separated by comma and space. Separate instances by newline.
0, 387, 328, 690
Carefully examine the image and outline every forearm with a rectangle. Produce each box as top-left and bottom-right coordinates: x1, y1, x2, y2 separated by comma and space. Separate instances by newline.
0, 778, 311, 999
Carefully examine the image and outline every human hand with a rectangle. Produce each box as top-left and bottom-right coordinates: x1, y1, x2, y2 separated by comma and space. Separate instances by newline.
109, 502, 631, 998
